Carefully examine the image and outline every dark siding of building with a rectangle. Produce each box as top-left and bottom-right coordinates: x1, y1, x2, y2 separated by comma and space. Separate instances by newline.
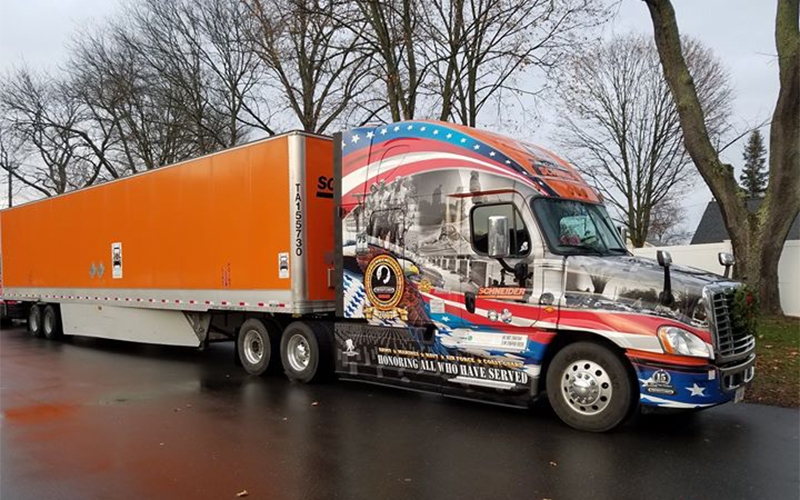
691, 200, 800, 244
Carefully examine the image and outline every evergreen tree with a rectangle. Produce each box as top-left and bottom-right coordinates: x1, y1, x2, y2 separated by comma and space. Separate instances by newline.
739, 130, 768, 198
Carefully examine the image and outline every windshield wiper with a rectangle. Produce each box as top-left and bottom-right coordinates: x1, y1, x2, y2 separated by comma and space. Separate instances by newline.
564, 244, 605, 255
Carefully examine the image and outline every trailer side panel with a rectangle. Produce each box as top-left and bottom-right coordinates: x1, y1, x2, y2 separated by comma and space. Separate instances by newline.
0, 133, 334, 314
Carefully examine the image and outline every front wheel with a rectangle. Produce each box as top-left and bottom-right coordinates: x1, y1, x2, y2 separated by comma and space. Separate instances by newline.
546, 341, 635, 432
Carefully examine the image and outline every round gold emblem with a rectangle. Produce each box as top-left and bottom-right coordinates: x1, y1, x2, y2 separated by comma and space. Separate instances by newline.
364, 254, 405, 311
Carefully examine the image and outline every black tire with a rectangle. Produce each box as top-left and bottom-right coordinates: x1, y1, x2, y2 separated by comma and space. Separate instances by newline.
28, 304, 43, 337
280, 321, 334, 383
546, 341, 635, 432
42, 305, 63, 340
236, 319, 272, 376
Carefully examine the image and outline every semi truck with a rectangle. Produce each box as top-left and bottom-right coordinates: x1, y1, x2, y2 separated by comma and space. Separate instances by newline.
0, 121, 756, 432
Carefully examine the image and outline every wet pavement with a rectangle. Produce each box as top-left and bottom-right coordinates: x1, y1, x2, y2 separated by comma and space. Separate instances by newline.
1, 325, 798, 500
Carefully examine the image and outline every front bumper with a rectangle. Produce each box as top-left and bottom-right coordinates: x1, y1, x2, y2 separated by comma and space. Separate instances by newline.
632, 354, 755, 410
718, 354, 756, 392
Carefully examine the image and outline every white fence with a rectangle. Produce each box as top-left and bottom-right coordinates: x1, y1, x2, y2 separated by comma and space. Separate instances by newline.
631, 241, 800, 318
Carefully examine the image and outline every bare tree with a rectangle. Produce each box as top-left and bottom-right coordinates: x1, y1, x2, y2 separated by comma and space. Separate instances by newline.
337, 0, 428, 122
124, 0, 270, 151
648, 196, 689, 245
331, 0, 613, 125
0, 68, 111, 196
424, 0, 610, 126
0, 122, 25, 207
246, 0, 375, 133
644, 0, 799, 314
71, 27, 200, 174
1, 0, 282, 199
194, 0, 273, 137
552, 34, 733, 247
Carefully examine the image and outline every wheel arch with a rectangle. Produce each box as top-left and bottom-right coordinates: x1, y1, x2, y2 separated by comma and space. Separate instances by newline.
539, 329, 638, 397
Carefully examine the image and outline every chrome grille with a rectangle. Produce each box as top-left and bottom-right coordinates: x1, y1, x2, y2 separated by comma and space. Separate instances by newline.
710, 289, 756, 361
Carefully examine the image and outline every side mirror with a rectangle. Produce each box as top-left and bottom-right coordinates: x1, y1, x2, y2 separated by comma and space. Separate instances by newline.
718, 252, 735, 278
487, 215, 510, 259
656, 250, 673, 306
718, 252, 735, 266
656, 250, 672, 268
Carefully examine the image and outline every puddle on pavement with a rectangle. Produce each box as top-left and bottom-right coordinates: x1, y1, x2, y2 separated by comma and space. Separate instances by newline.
2, 403, 77, 424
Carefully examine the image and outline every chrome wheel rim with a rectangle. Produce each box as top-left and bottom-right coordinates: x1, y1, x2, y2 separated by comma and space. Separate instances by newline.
286, 334, 311, 372
243, 329, 264, 366
561, 359, 613, 416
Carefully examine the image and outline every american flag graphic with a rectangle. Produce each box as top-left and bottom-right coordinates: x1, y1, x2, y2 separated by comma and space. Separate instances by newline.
340, 120, 598, 210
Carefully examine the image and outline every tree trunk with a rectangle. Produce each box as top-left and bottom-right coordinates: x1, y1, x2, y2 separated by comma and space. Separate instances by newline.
644, 0, 799, 315
731, 221, 785, 316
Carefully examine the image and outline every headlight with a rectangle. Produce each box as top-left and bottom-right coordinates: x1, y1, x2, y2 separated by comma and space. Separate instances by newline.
657, 326, 712, 358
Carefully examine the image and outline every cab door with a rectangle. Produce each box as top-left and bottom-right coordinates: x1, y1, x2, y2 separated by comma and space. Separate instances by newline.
462, 192, 541, 326
439, 191, 542, 404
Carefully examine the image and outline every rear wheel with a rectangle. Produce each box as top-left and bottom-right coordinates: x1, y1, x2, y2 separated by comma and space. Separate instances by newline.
546, 341, 635, 432
280, 321, 333, 383
42, 305, 63, 340
237, 319, 272, 376
28, 304, 43, 337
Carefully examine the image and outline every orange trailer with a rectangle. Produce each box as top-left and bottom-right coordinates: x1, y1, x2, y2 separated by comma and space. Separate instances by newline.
0, 132, 335, 349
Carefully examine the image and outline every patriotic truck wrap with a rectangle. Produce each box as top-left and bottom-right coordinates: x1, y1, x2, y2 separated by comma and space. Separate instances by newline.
0, 121, 756, 432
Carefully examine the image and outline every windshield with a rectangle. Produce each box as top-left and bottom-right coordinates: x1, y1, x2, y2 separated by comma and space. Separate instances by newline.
531, 198, 628, 256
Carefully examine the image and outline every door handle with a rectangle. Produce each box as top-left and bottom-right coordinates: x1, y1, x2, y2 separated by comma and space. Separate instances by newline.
464, 291, 476, 314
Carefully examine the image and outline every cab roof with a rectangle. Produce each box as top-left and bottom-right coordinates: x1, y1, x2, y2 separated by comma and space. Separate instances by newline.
340, 120, 599, 203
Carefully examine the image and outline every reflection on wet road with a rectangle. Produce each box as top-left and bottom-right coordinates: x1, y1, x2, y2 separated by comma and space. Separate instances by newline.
1, 327, 798, 500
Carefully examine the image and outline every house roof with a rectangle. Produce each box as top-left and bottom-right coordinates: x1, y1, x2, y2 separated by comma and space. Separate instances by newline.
691, 199, 800, 244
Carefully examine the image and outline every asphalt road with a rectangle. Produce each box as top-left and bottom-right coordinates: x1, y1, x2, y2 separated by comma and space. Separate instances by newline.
1, 325, 798, 500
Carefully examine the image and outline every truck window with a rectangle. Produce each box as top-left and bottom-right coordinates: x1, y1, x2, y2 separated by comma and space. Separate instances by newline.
531, 198, 627, 256
470, 203, 530, 256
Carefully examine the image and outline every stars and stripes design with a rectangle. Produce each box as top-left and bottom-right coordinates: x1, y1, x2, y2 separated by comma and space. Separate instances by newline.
340, 120, 597, 208
343, 271, 367, 318
635, 364, 732, 409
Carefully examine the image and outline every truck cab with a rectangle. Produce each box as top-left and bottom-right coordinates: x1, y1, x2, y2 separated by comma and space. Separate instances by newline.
333, 120, 756, 431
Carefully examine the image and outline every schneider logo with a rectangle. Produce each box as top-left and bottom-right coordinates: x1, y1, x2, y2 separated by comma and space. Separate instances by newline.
316, 175, 334, 199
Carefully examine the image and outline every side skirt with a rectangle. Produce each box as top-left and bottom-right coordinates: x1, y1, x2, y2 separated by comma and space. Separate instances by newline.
61, 303, 209, 347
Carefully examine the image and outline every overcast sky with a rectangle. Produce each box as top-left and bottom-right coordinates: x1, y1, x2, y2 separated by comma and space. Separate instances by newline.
602, 0, 779, 234
0, 0, 782, 234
